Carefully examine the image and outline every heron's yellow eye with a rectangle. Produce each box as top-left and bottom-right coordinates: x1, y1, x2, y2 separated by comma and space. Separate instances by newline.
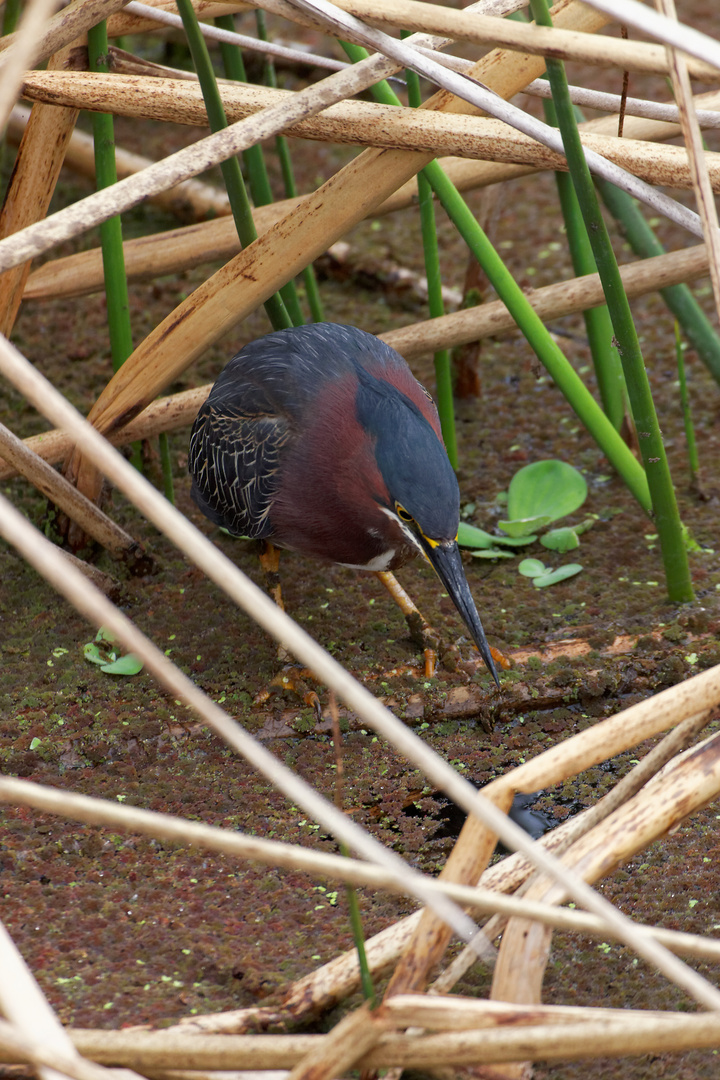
396, 504, 413, 523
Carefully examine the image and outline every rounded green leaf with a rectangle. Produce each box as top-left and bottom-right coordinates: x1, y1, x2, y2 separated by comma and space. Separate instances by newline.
470, 548, 516, 559
492, 533, 538, 547
518, 558, 548, 578
457, 522, 497, 549
101, 654, 143, 675
532, 564, 584, 588
507, 460, 587, 525
498, 515, 551, 537
540, 527, 580, 553
458, 522, 537, 549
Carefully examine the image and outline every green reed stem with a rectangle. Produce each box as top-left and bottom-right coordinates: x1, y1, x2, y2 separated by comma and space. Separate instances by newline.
339, 842, 376, 1005
404, 53, 457, 466
543, 97, 627, 431
176, 0, 290, 331
529, 0, 692, 602
675, 322, 699, 486
596, 176, 720, 387
88, 22, 147, 477
340, 40, 649, 513
88, 23, 133, 375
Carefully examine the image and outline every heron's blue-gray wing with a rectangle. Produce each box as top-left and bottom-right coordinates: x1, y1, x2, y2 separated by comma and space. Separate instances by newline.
189, 395, 290, 540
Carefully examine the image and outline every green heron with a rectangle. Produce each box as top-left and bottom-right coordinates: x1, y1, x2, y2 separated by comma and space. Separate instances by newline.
189, 323, 498, 686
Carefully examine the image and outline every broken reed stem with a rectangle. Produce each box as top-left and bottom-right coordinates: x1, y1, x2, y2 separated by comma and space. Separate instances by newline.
0, 47, 415, 274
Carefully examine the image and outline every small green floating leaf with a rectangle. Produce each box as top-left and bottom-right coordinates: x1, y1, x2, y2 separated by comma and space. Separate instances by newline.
29, 737, 42, 751
458, 522, 537, 549
541, 526, 580, 553
518, 558, 548, 578
498, 515, 551, 537
84, 642, 109, 665
456, 522, 498, 549
100, 654, 143, 676
96, 626, 117, 644
507, 460, 587, 524
469, 548, 516, 559
533, 564, 583, 588
492, 533, 538, 547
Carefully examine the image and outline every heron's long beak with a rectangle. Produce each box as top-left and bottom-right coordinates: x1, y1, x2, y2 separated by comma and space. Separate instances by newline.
423, 538, 499, 686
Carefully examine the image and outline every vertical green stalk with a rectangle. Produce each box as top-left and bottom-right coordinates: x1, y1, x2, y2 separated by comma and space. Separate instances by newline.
1, 0, 20, 35
88, 23, 149, 479
256, 10, 324, 324
88, 23, 133, 376
596, 176, 720, 387
176, 0, 290, 331
339, 842, 376, 1005
423, 163, 650, 508
675, 323, 699, 486
329, 698, 375, 1007
543, 97, 627, 431
529, 0, 692, 602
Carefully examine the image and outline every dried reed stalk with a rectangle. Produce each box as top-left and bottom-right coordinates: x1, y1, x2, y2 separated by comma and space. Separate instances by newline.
0, 386, 208, 481
432, 706, 717, 994
17, 82, 720, 301
284, 1004, 383, 1080
20, 71, 720, 191
6, 107, 231, 222
6, 1014, 720, 1069
383, 994, 712, 1030
488, 734, 720, 1075
107, 0, 252, 37
9, 774, 717, 960
659, 0, 720, 326
310, 0, 719, 80
0, 48, 79, 336
0, 0, 129, 68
